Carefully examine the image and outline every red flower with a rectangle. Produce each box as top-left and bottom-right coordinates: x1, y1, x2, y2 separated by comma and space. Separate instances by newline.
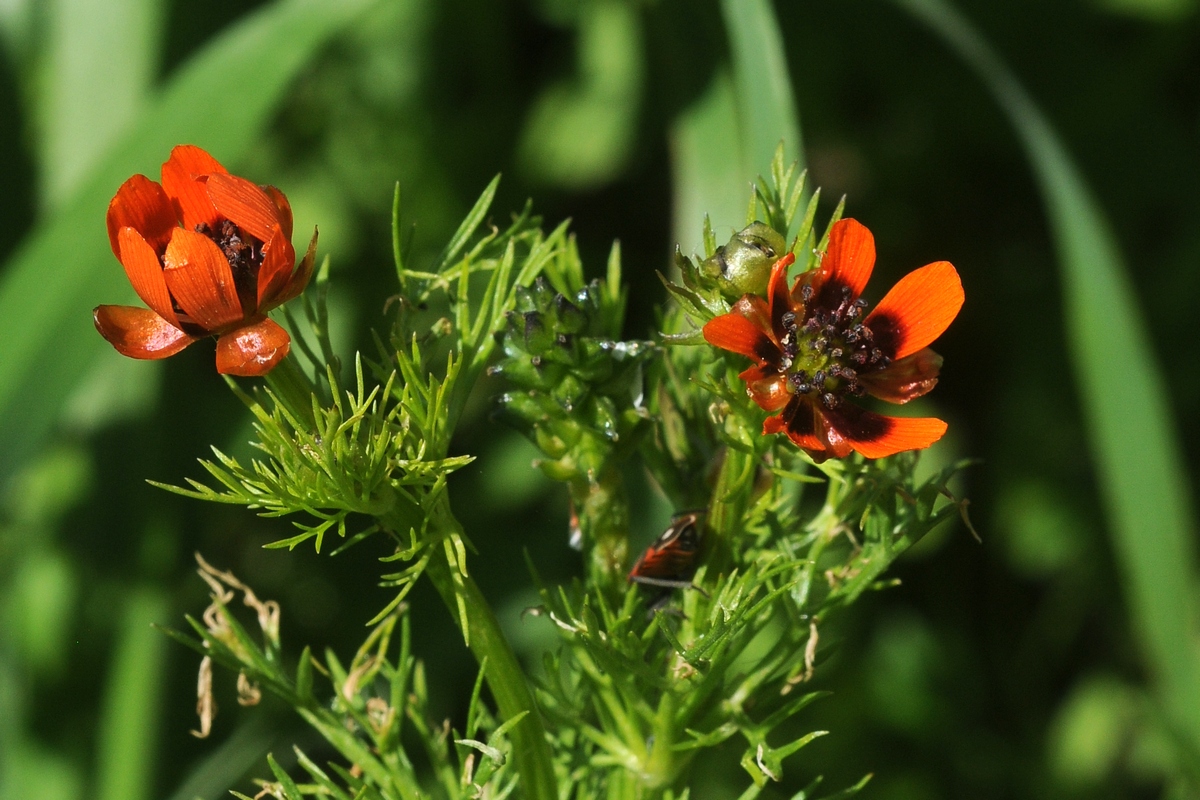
94, 145, 317, 376
702, 218, 963, 462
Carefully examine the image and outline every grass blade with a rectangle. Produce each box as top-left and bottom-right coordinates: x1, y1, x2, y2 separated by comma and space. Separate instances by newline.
893, 0, 1200, 762
670, 71, 747, 257
719, 0, 803, 180
39, 0, 159, 208
671, 0, 803, 256
95, 587, 169, 800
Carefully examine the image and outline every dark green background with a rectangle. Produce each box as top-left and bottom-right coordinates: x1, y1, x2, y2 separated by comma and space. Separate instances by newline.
1, 0, 1197, 798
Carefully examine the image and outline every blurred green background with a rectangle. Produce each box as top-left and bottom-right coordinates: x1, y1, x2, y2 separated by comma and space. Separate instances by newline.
2, 0, 1199, 798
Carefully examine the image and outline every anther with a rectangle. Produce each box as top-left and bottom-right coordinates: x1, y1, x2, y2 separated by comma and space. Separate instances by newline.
821, 393, 839, 409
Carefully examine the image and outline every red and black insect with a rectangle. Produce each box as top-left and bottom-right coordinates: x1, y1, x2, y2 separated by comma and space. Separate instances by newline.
628, 511, 705, 590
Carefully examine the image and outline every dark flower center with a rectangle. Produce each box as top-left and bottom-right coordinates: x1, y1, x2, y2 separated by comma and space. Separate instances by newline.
778, 284, 891, 409
196, 219, 265, 315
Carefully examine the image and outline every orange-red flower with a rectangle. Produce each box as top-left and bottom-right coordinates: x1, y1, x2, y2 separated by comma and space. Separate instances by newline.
94, 145, 316, 376
702, 218, 963, 463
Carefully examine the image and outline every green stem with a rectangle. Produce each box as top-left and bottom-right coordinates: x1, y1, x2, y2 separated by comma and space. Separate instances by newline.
644, 686, 679, 791
383, 495, 556, 800
263, 354, 317, 430
705, 446, 759, 580
570, 468, 631, 600
422, 551, 558, 800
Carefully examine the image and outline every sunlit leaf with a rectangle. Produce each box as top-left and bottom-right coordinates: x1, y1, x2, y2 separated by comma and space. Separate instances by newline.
39, 0, 158, 208
719, 0, 803, 181
671, 0, 803, 258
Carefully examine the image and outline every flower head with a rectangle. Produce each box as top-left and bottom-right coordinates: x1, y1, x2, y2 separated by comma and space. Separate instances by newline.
94, 145, 317, 376
702, 218, 963, 462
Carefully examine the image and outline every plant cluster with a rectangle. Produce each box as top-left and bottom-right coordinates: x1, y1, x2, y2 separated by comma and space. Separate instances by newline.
138, 146, 969, 799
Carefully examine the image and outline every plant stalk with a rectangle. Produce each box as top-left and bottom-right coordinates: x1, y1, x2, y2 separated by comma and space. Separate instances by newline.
571, 468, 632, 599
263, 354, 317, 430
705, 445, 759, 580
380, 492, 556, 800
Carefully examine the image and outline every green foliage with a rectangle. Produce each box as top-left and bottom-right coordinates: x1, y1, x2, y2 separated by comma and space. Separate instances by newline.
152, 158, 969, 798
155, 355, 466, 557
166, 557, 521, 800
526, 431, 965, 797
491, 241, 655, 590
6, 0, 1196, 798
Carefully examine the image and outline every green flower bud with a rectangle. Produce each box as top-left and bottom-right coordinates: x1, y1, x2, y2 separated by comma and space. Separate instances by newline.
700, 221, 788, 299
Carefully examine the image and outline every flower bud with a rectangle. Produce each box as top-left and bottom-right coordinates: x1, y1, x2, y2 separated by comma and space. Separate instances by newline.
700, 221, 788, 300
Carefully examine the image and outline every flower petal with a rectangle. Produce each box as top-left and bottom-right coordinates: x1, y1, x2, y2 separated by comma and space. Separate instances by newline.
271, 226, 319, 306
94, 305, 196, 359
739, 366, 792, 411
764, 395, 839, 461
161, 145, 227, 231
766, 253, 796, 334
859, 347, 943, 404
811, 218, 875, 307
106, 175, 176, 256
263, 184, 294, 240
865, 261, 963, 360
703, 296, 780, 367
215, 317, 291, 376
822, 401, 947, 459
162, 229, 244, 331
206, 172, 283, 244
117, 227, 181, 328
255, 225, 297, 311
